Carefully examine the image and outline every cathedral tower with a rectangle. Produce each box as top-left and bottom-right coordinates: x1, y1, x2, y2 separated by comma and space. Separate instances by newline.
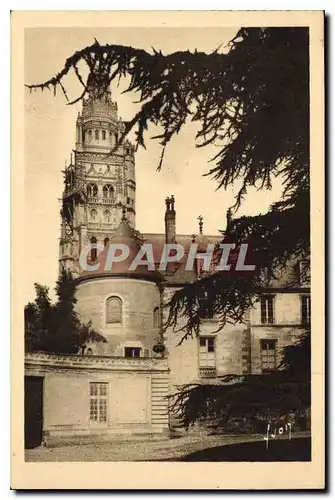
59, 89, 136, 276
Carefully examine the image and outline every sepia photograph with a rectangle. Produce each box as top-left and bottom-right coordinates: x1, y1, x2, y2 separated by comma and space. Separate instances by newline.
11, 10, 324, 490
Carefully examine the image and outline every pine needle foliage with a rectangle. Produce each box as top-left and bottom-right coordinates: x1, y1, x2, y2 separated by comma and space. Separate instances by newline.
26, 27, 310, 338
25, 268, 106, 355
169, 330, 311, 430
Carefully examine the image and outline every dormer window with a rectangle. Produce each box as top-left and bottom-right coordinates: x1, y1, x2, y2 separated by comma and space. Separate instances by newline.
299, 260, 310, 285
124, 347, 141, 358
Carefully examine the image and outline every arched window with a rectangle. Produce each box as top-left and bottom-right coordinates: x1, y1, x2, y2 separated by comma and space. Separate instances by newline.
90, 209, 97, 221
103, 184, 114, 199
104, 237, 110, 247
86, 348, 93, 356
153, 306, 160, 328
90, 236, 97, 262
106, 296, 122, 325
104, 210, 111, 223
87, 183, 98, 197
88, 130, 92, 139
102, 130, 106, 140
95, 130, 99, 140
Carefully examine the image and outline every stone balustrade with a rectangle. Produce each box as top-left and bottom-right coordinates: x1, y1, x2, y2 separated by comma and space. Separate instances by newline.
199, 367, 217, 378
87, 197, 115, 205
25, 351, 169, 375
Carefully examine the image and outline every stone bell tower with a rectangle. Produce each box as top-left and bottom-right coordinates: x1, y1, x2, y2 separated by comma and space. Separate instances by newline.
59, 87, 136, 276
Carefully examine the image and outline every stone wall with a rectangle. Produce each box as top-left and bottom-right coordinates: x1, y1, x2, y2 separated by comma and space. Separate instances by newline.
250, 292, 307, 325
163, 287, 309, 386
25, 353, 170, 445
250, 325, 306, 374
75, 277, 161, 356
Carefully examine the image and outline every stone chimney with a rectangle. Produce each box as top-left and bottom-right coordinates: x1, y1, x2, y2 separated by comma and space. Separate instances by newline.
164, 195, 176, 244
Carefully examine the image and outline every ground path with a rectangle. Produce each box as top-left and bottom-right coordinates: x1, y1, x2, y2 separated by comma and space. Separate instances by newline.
25, 430, 310, 462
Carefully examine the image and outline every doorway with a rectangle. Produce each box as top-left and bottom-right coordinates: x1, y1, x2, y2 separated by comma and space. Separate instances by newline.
24, 376, 44, 449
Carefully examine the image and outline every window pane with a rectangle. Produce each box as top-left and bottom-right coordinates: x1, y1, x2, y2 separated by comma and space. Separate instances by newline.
260, 339, 277, 373
124, 347, 142, 358
90, 383, 98, 396
124, 347, 132, 358
90, 384, 108, 423
208, 338, 215, 352
199, 338, 206, 347
267, 297, 274, 323
260, 298, 267, 323
100, 384, 107, 397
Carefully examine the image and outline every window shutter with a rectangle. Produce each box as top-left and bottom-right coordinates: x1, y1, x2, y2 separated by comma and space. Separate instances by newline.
143, 348, 150, 358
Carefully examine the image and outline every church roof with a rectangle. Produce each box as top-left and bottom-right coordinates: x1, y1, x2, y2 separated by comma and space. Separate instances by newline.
143, 233, 222, 284
77, 217, 164, 283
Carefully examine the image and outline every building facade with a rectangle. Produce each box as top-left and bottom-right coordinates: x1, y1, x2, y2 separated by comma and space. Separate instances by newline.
25, 89, 310, 447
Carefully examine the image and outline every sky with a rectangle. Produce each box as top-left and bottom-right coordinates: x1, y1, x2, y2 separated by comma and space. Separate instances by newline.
24, 27, 284, 302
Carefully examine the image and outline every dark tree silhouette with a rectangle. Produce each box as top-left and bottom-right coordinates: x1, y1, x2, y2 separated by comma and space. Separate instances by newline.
26, 27, 310, 339
26, 27, 310, 424
25, 268, 106, 354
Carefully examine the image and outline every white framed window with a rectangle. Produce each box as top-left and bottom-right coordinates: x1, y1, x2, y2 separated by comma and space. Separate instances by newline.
260, 295, 275, 324
301, 295, 311, 325
106, 296, 122, 325
199, 337, 216, 368
89, 382, 108, 424
260, 339, 277, 373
